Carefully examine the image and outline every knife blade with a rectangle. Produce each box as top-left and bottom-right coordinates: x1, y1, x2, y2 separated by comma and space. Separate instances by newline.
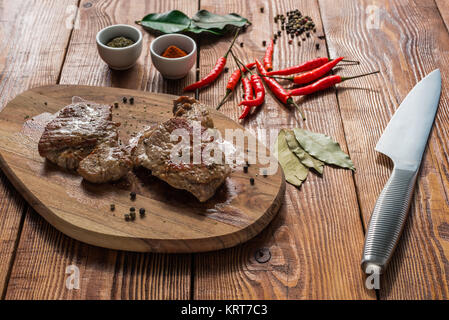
361, 69, 441, 275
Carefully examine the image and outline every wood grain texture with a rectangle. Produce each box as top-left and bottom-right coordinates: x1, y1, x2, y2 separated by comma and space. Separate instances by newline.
194, 0, 374, 299
5, 0, 198, 299
0, 85, 284, 252
435, 0, 449, 32
0, 0, 78, 297
319, 0, 449, 299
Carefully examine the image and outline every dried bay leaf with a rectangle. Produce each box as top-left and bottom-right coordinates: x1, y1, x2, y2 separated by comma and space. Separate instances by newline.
191, 10, 250, 30
274, 130, 309, 187
284, 130, 324, 174
136, 10, 249, 36
293, 128, 355, 171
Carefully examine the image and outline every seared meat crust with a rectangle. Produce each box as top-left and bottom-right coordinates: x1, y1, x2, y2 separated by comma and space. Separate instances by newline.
38, 102, 131, 183
133, 97, 230, 202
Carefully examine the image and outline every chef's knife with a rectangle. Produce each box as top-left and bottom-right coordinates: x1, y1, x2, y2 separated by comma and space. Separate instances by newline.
361, 69, 442, 274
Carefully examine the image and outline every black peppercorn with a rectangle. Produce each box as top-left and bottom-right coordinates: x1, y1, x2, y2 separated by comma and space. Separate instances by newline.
122, 97, 127, 103
243, 166, 248, 173
250, 178, 255, 185
130, 211, 136, 220
129, 97, 134, 104
240, 42, 244, 47
224, 67, 229, 73
110, 204, 115, 211
139, 208, 146, 215
124, 214, 130, 221
130, 207, 135, 212
315, 43, 320, 50
260, 7, 264, 13
130, 191, 136, 200
262, 40, 266, 46
114, 102, 119, 108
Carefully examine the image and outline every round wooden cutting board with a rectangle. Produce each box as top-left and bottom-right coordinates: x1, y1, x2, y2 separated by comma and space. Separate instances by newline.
0, 85, 285, 253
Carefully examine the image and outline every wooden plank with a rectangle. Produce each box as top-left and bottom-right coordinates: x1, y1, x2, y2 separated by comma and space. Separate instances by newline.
0, 0, 78, 297
435, 0, 449, 32
194, 0, 374, 299
319, 0, 449, 299
5, 0, 197, 299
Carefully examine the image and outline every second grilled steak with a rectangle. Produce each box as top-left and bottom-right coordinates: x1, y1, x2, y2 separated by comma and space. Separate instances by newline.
133, 97, 230, 202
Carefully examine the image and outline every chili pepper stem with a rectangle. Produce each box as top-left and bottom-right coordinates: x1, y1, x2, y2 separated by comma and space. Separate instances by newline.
216, 89, 231, 110
224, 28, 241, 58
341, 59, 359, 64
230, 50, 253, 74
289, 99, 306, 121
341, 70, 380, 82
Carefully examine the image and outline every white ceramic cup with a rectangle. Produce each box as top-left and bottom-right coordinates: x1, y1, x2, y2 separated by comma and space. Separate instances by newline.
150, 34, 197, 79
96, 24, 143, 70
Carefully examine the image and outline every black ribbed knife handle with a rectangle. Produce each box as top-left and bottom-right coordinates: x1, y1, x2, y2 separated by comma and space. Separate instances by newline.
361, 167, 418, 274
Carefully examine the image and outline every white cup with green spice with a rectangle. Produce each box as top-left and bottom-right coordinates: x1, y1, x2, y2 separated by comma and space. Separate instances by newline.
96, 24, 143, 70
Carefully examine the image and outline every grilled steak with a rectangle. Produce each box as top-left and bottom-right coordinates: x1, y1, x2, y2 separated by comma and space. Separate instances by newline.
38, 101, 131, 183
77, 140, 132, 183
173, 96, 214, 128
133, 97, 230, 202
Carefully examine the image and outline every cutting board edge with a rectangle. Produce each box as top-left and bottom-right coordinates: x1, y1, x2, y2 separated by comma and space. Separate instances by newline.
0, 85, 285, 253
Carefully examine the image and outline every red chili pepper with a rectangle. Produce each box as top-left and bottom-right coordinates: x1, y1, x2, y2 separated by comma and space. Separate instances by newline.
216, 62, 255, 110
241, 77, 253, 101
290, 57, 344, 85
239, 74, 265, 107
238, 77, 254, 119
263, 39, 274, 71
266, 57, 329, 76
255, 59, 305, 120
288, 70, 380, 96
183, 57, 227, 92
227, 62, 256, 91
238, 74, 265, 119
266, 57, 358, 76
184, 30, 240, 92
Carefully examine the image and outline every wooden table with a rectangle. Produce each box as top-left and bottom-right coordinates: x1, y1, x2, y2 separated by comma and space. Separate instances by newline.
0, 0, 448, 300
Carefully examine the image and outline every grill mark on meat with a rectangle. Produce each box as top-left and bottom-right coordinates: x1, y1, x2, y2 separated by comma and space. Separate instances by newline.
38, 101, 131, 183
